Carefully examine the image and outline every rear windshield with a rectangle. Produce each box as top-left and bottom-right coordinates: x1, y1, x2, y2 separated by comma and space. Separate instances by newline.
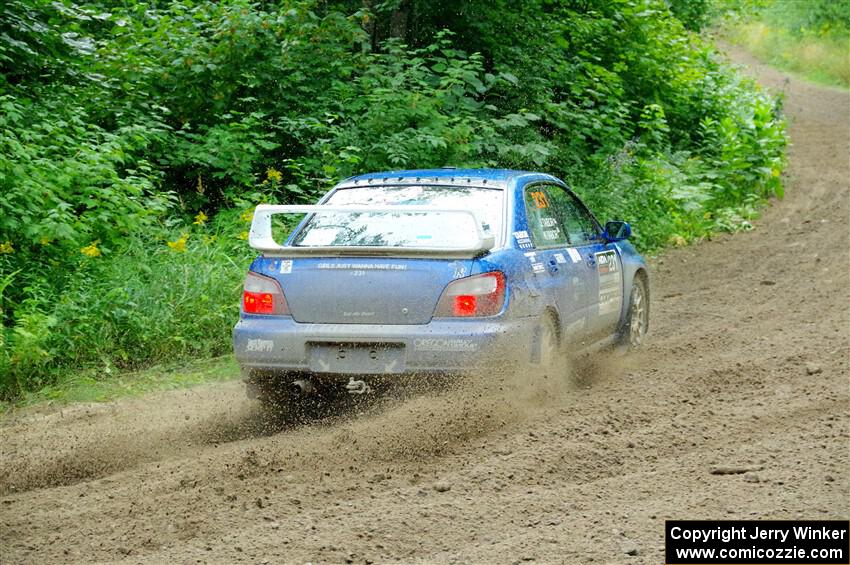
290, 185, 504, 248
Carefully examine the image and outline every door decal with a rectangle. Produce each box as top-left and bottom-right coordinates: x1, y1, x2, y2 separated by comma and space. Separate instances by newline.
595, 250, 623, 316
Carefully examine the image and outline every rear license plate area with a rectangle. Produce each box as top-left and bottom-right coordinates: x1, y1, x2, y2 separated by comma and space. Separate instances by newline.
308, 342, 405, 374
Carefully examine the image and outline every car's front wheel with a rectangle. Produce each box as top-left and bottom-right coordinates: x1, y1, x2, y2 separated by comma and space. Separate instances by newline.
618, 274, 649, 349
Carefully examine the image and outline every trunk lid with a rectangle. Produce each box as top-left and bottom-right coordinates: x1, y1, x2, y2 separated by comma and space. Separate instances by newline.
255, 256, 472, 325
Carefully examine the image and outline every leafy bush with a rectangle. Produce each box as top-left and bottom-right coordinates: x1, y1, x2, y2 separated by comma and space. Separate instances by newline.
0, 94, 173, 249
0, 0, 787, 399
282, 33, 554, 181
0, 212, 256, 398
720, 0, 850, 87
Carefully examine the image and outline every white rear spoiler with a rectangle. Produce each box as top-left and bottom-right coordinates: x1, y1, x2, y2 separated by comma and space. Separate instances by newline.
249, 204, 495, 258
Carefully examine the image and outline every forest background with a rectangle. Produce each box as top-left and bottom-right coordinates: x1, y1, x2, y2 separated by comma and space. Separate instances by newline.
1, 0, 846, 401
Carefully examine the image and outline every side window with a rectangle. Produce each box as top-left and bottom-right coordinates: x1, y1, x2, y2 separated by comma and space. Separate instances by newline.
559, 191, 600, 246
523, 184, 600, 248
523, 185, 568, 247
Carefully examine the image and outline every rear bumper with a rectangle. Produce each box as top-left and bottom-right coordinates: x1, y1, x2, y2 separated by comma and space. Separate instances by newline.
232, 315, 538, 375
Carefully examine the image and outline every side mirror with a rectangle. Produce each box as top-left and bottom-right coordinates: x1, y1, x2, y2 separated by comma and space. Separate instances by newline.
604, 221, 631, 242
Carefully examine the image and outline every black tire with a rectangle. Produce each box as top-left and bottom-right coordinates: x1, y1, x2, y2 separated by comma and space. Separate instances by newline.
617, 274, 649, 350
535, 314, 561, 374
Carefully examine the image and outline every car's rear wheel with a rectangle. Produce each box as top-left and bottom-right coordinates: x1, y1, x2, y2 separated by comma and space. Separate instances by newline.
535, 314, 561, 374
618, 274, 649, 350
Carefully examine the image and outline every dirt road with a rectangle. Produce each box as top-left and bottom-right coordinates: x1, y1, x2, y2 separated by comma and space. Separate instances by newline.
1, 48, 847, 564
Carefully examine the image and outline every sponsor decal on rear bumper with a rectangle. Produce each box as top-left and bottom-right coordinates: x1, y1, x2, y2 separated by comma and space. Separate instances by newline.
413, 338, 479, 352
245, 339, 275, 353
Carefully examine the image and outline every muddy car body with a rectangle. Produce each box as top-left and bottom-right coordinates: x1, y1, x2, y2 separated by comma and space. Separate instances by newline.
233, 169, 649, 402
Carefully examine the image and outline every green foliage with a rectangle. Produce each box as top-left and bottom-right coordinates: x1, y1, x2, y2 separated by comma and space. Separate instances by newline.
0, 0, 100, 83
668, 0, 712, 30
721, 0, 850, 87
0, 214, 255, 399
283, 33, 553, 182
0, 0, 787, 400
0, 93, 173, 250
756, 0, 850, 34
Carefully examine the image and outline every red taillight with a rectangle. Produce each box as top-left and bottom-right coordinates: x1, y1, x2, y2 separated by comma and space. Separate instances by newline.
435, 271, 506, 318
243, 291, 275, 314
242, 272, 289, 315
454, 295, 477, 316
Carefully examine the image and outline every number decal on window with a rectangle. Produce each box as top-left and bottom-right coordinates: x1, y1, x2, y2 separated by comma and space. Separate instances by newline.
530, 191, 549, 209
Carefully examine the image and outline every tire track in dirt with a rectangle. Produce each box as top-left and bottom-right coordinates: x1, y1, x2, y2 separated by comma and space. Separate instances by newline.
1, 45, 847, 564
0, 381, 267, 494
0, 363, 581, 495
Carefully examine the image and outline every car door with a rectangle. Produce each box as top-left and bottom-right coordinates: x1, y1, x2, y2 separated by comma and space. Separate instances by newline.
557, 192, 625, 337
521, 183, 595, 343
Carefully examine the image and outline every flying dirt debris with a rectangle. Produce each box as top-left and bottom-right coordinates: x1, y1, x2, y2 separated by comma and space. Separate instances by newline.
234, 169, 650, 416
0, 48, 847, 564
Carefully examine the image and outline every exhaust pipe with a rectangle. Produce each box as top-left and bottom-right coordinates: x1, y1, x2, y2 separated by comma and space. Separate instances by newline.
290, 379, 315, 396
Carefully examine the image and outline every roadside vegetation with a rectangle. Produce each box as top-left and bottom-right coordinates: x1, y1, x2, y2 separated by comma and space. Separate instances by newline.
720, 0, 850, 88
1, 0, 787, 401
0, 356, 237, 413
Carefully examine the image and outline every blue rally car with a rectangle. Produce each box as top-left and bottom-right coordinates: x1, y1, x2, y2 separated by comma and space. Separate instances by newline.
233, 169, 649, 406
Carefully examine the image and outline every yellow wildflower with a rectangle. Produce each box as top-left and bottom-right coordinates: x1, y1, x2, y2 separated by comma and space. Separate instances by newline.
167, 233, 189, 252
237, 230, 249, 241
0, 241, 13, 254
80, 242, 101, 257
240, 208, 255, 223
266, 167, 283, 183
193, 211, 208, 225
39, 236, 51, 245
668, 234, 687, 247
202, 234, 218, 244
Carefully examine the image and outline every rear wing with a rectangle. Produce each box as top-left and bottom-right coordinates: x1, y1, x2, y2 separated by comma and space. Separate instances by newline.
249, 204, 495, 258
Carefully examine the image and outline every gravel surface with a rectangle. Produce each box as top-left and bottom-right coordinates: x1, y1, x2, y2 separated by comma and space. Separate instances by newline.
1, 46, 848, 564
